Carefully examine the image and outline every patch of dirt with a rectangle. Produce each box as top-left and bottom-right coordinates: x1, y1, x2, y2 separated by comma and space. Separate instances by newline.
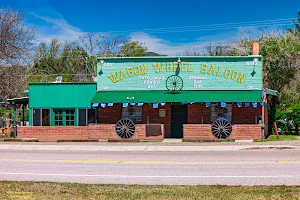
242, 147, 299, 150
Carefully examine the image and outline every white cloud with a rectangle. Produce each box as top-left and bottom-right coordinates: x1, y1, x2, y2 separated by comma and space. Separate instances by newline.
129, 32, 231, 56
28, 11, 268, 55
29, 12, 85, 44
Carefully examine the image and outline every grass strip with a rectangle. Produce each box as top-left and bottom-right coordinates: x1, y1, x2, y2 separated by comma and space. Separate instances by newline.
254, 135, 298, 142
0, 181, 300, 200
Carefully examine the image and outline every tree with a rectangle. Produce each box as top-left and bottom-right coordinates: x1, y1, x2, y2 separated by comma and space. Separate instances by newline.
287, 11, 300, 34
221, 18, 299, 134
181, 47, 204, 56
0, 8, 35, 101
33, 39, 61, 74
32, 39, 94, 82
0, 65, 28, 101
0, 8, 35, 65
80, 33, 126, 57
261, 28, 300, 134
119, 41, 147, 57
205, 43, 232, 56
280, 79, 300, 107
276, 104, 300, 135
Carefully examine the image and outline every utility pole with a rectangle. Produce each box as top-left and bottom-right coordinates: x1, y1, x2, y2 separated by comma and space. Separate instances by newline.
85, 56, 88, 81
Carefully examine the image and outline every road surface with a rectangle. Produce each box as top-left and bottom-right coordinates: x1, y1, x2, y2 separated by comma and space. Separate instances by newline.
0, 149, 300, 185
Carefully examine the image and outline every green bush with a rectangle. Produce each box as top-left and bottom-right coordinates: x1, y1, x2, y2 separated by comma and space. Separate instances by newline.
276, 104, 300, 135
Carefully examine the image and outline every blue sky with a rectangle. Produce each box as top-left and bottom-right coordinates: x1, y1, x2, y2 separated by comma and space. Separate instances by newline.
1, 0, 299, 55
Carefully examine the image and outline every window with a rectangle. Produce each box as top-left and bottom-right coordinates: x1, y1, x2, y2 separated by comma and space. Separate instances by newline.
54, 109, 75, 126
33, 109, 41, 126
122, 105, 142, 123
78, 109, 87, 126
88, 109, 96, 124
66, 110, 75, 126
54, 109, 63, 126
42, 109, 50, 126
33, 109, 50, 126
210, 104, 232, 122
79, 109, 96, 126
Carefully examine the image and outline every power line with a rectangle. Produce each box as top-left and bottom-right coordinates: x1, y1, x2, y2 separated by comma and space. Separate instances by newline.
122, 23, 292, 35
90, 18, 296, 35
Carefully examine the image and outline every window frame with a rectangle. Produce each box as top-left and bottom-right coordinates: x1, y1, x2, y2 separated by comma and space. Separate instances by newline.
52, 109, 76, 126
32, 108, 50, 126
210, 104, 232, 123
78, 108, 88, 126
121, 105, 143, 124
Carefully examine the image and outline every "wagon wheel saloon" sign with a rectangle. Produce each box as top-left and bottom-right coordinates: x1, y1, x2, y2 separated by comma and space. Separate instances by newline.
96, 57, 262, 91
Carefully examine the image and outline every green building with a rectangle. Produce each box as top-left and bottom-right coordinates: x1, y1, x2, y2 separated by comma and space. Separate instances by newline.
12, 52, 274, 142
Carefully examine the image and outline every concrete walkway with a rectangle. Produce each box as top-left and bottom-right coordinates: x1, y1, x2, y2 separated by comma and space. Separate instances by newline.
0, 141, 299, 152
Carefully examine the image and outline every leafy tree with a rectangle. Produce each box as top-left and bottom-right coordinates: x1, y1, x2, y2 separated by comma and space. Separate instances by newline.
276, 104, 300, 135
208, 13, 300, 134
33, 39, 61, 74
120, 41, 148, 57
287, 11, 300, 34
32, 39, 95, 82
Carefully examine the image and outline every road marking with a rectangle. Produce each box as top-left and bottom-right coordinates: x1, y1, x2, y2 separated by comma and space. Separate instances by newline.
0, 172, 297, 179
0, 158, 300, 165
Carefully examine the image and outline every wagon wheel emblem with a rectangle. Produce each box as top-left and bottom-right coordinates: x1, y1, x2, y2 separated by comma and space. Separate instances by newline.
211, 118, 232, 139
166, 75, 183, 91
115, 119, 136, 139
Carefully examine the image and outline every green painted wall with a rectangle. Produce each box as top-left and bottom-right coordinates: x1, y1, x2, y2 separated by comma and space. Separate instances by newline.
96, 56, 262, 92
29, 83, 96, 108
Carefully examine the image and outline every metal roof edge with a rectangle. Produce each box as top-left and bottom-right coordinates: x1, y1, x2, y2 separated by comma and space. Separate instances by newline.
97, 55, 263, 60
265, 88, 278, 96
29, 82, 96, 85
7, 97, 29, 101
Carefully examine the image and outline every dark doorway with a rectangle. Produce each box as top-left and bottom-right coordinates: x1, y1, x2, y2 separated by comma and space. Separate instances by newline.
171, 104, 188, 138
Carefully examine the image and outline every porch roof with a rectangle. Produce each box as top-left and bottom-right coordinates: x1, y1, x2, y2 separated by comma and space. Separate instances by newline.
7, 97, 29, 105
91, 90, 262, 103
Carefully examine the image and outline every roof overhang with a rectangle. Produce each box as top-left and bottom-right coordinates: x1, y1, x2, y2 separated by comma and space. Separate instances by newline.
91, 90, 262, 103
265, 88, 278, 96
7, 97, 29, 105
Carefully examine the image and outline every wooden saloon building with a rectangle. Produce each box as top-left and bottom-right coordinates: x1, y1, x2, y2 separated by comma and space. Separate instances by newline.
17, 43, 272, 142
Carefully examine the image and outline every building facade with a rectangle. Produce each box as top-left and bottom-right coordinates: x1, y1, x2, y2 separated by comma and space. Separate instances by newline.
17, 54, 268, 142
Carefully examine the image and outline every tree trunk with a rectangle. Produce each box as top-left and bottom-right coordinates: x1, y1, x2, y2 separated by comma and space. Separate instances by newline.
268, 96, 279, 135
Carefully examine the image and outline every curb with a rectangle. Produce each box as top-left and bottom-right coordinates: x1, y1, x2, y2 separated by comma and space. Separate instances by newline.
0, 144, 299, 152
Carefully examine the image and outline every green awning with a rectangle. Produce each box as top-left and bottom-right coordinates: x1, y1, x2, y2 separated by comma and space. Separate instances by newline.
265, 88, 278, 96
91, 90, 262, 103
0, 102, 9, 106
7, 97, 29, 105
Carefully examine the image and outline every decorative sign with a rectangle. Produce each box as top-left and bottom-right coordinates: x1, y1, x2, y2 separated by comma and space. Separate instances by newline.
96, 57, 262, 91
210, 104, 232, 122
159, 109, 166, 117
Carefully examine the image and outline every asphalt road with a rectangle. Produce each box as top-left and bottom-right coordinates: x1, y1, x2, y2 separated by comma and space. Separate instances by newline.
0, 149, 300, 185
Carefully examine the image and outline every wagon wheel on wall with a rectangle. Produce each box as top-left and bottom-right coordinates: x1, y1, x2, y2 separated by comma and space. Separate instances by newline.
211, 118, 232, 139
166, 75, 183, 91
115, 119, 136, 139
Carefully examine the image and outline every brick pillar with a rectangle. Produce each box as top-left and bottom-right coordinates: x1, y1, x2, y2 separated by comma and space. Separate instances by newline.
252, 42, 259, 55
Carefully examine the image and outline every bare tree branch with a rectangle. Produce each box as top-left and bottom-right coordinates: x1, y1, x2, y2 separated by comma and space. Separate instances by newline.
0, 8, 35, 65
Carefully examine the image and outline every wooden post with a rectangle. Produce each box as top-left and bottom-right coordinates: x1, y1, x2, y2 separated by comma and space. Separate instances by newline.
262, 105, 265, 138
273, 122, 280, 139
13, 104, 17, 138
22, 104, 25, 126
